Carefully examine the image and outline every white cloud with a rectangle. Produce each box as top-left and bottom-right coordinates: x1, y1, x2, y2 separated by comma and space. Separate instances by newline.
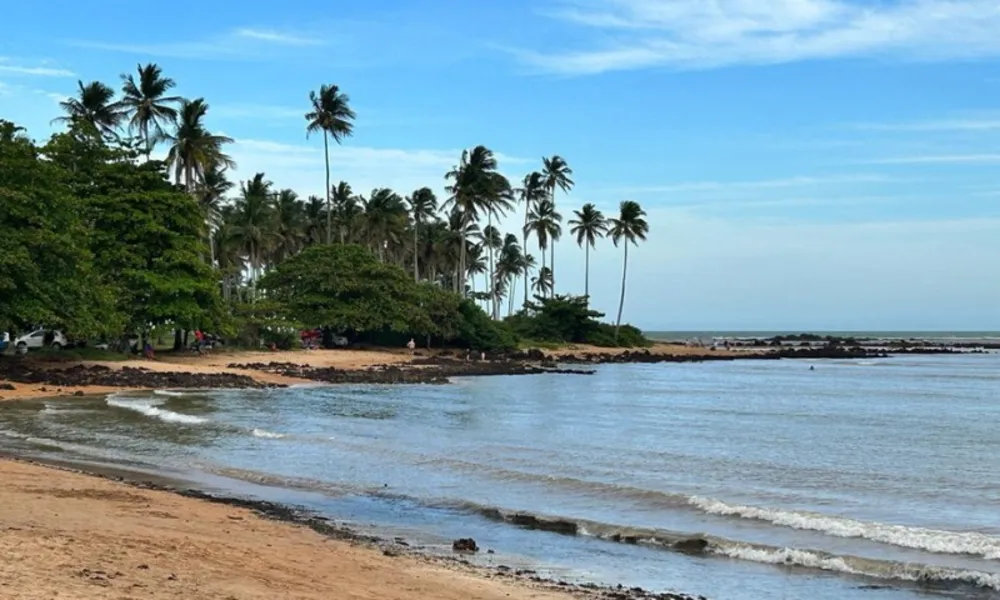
598, 174, 900, 195
70, 27, 327, 60
522, 0, 1000, 74
869, 154, 1000, 165
852, 118, 1000, 132
233, 28, 324, 46
227, 138, 531, 199
0, 58, 74, 77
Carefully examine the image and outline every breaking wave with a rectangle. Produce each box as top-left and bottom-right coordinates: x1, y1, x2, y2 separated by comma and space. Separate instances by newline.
106, 394, 208, 425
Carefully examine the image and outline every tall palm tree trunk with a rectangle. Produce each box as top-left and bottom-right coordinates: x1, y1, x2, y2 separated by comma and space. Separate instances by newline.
522, 203, 530, 308
413, 223, 419, 282
614, 243, 629, 342
584, 244, 590, 298
488, 213, 496, 319
323, 132, 332, 244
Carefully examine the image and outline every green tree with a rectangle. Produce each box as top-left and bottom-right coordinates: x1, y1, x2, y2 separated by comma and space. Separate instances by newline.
164, 98, 234, 193
361, 188, 408, 262
609, 200, 649, 340
52, 80, 124, 139
119, 63, 181, 158
44, 124, 224, 340
261, 244, 425, 334
407, 187, 438, 281
233, 173, 276, 299
305, 84, 355, 244
524, 198, 562, 297
541, 155, 573, 293
0, 121, 112, 335
330, 181, 358, 244
519, 171, 546, 306
568, 203, 608, 298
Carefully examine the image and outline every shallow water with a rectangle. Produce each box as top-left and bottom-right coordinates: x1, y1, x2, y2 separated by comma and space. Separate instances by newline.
2, 353, 999, 599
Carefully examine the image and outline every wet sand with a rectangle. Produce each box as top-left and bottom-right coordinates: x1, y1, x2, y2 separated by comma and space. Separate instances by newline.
0, 458, 577, 600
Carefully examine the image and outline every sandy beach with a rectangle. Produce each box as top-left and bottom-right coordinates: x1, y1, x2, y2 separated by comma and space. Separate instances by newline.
0, 458, 579, 600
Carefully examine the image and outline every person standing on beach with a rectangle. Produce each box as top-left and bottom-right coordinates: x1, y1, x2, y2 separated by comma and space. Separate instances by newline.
406, 338, 416, 354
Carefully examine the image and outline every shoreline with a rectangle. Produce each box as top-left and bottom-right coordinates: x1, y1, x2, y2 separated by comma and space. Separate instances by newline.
0, 342, 990, 403
0, 453, 700, 600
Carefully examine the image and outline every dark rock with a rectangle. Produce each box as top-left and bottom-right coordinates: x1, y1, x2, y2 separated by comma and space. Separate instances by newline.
0, 361, 276, 391
509, 513, 579, 535
673, 537, 709, 555
0, 383, 15, 390
227, 360, 593, 385
452, 538, 478, 552
73, 390, 84, 396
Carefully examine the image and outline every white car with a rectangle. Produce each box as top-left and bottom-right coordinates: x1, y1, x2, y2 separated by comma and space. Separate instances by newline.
14, 329, 68, 351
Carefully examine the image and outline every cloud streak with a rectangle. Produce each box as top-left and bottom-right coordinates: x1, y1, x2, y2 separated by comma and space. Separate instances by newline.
599, 174, 900, 195
70, 27, 327, 60
869, 154, 1000, 165
0, 58, 74, 77
852, 118, 1000, 132
520, 0, 1000, 74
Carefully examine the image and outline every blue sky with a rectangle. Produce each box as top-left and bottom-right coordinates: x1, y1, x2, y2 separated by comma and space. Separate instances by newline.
2, 0, 999, 331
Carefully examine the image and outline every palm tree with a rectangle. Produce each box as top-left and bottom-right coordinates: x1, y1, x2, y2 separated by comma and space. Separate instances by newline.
524, 198, 562, 298
609, 200, 649, 340
330, 181, 358, 244
119, 63, 181, 157
480, 225, 504, 317
361, 188, 407, 262
164, 98, 235, 193
407, 187, 437, 281
541, 155, 574, 293
532, 267, 553, 298
305, 84, 355, 244
444, 146, 510, 298
496, 234, 523, 316
569, 203, 608, 299
233, 173, 277, 299
304, 196, 327, 245
273, 189, 306, 262
519, 253, 537, 308
196, 164, 233, 268
52, 80, 124, 138
519, 172, 546, 304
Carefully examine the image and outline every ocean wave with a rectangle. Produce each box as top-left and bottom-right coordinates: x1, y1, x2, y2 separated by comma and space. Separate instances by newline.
153, 389, 189, 397
689, 496, 1000, 560
251, 428, 286, 439
457, 503, 1000, 592
106, 395, 208, 425
713, 544, 1000, 591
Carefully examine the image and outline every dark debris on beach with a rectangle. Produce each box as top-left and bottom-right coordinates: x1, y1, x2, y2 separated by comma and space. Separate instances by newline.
0, 360, 277, 390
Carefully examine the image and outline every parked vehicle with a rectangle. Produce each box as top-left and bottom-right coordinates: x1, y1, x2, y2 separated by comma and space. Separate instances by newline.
14, 329, 68, 351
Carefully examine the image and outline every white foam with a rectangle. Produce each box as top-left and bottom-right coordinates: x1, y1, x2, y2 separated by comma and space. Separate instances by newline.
106, 395, 208, 425
691, 496, 1000, 559
714, 544, 1000, 591
153, 389, 187, 397
252, 428, 285, 439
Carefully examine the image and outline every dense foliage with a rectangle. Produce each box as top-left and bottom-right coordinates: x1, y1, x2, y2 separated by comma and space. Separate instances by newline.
262, 245, 516, 351
507, 295, 651, 348
1, 62, 652, 350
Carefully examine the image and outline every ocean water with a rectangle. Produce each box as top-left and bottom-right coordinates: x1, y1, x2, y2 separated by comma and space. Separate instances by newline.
647, 331, 1000, 343
2, 353, 1000, 599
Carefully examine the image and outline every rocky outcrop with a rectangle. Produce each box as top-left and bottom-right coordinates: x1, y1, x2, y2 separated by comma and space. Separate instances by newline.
0, 361, 274, 390
227, 360, 595, 385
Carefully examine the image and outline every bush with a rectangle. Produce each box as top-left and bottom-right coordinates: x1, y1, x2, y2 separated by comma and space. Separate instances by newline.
584, 323, 651, 348
453, 300, 518, 353
506, 294, 651, 348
